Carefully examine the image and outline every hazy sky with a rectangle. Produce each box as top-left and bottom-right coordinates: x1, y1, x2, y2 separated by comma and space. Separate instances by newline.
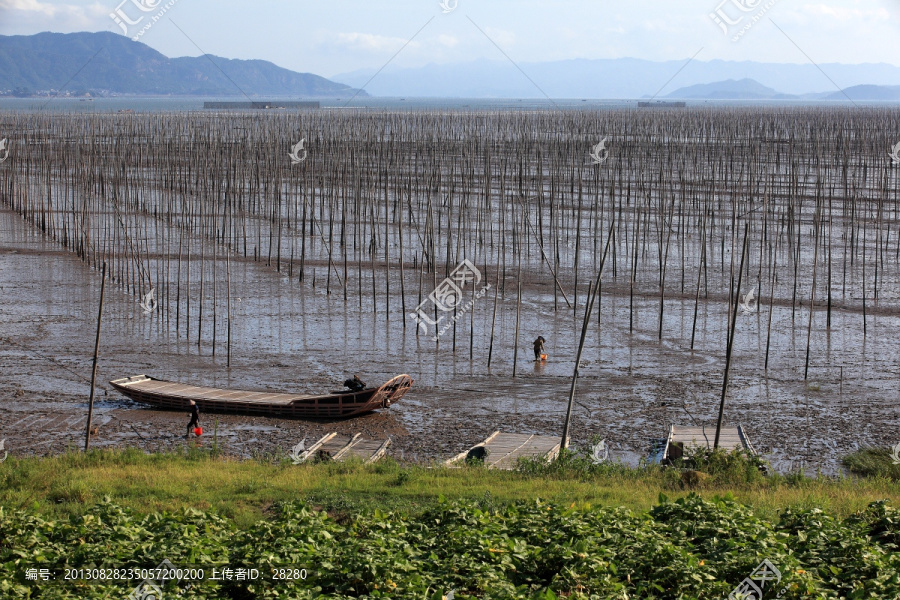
0, 0, 898, 77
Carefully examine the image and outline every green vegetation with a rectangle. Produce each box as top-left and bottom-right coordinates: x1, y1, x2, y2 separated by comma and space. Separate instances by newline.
2, 449, 900, 598
842, 447, 900, 481
2, 493, 900, 598
1, 447, 899, 525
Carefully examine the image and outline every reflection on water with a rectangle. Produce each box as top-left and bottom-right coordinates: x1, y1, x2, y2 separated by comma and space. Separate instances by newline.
1, 206, 898, 472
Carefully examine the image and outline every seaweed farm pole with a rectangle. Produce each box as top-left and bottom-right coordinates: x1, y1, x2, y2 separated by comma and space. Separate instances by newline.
226, 240, 232, 368
487, 263, 500, 369
84, 262, 107, 452
714, 223, 748, 450
560, 223, 613, 452
862, 208, 868, 336
690, 209, 707, 349
803, 203, 821, 380
512, 278, 522, 376
560, 281, 595, 452
198, 200, 205, 350
212, 220, 218, 357
764, 211, 781, 371
512, 201, 524, 376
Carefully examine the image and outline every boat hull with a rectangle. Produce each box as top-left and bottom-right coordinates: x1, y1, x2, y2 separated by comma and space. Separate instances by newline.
109, 374, 413, 418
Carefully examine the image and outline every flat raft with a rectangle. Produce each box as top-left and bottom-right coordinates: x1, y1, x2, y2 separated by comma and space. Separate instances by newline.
109, 374, 413, 418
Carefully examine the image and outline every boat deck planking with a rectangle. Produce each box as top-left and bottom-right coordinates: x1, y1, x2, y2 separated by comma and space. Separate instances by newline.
662, 424, 756, 462
447, 431, 562, 470
295, 433, 390, 463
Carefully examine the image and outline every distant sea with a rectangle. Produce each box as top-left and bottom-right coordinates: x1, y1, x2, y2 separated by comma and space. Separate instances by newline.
0, 96, 872, 113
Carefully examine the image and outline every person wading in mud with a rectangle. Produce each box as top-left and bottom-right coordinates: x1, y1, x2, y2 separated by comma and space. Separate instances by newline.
186, 400, 200, 438
533, 336, 546, 361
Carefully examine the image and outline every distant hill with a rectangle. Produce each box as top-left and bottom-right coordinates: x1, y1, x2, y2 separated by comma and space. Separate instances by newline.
825, 84, 900, 101
662, 78, 900, 101
0, 32, 365, 97
664, 78, 787, 100
332, 58, 900, 99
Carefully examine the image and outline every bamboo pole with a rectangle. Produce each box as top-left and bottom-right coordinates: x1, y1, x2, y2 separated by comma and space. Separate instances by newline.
714, 223, 749, 450
84, 262, 107, 452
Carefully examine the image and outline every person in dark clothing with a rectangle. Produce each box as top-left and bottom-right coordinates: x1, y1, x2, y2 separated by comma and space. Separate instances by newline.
186, 400, 200, 438
344, 375, 366, 392
533, 336, 546, 361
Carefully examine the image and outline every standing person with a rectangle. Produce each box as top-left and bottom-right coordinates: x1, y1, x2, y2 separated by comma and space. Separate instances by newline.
533, 336, 546, 361
186, 400, 200, 438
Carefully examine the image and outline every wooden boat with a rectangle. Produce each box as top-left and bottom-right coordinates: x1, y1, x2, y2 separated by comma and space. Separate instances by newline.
109, 374, 412, 418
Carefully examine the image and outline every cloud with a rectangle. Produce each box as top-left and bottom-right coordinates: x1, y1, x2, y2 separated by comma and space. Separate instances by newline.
0, 0, 58, 15
800, 3, 890, 21
482, 27, 515, 48
336, 32, 420, 52
437, 34, 458, 47
0, 0, 108, 31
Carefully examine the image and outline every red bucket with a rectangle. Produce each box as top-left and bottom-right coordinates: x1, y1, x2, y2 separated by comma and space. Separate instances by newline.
194, 427, 203, 437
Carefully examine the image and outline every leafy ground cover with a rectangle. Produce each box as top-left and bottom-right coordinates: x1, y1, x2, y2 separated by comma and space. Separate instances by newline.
2, 494, 899, 599
2, 449, 900, 598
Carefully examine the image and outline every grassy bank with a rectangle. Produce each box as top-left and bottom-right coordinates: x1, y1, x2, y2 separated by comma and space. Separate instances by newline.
2, 448, 899, 527
3, 450, 900, 598
842, 447, 900, 480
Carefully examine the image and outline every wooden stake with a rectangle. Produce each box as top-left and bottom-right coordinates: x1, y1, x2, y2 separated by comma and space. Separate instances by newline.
714, 223, 749, 450
84, 262, 107, 452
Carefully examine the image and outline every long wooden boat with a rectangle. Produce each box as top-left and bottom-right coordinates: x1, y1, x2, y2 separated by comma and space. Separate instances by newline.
109, 374, 413, 418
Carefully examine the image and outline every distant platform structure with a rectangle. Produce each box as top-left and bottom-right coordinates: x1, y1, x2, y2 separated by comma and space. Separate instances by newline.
638, 101, 687, 108
203, 101, 320, 110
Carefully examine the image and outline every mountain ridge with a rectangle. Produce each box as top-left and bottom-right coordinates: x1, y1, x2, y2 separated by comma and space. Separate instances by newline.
0, 32, 365, 97
332, 57, 900, 99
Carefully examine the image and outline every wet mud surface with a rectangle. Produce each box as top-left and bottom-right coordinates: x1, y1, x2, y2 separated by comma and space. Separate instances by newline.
1, 202, 897, 475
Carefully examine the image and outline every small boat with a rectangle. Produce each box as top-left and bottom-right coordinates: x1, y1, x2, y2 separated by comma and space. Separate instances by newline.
446, 431, 562, 470
109, 374, 412, 418
650, 424, 756, 464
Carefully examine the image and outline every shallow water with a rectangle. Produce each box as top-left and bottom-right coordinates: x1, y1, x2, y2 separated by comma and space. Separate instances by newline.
1, 201, 897, 474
